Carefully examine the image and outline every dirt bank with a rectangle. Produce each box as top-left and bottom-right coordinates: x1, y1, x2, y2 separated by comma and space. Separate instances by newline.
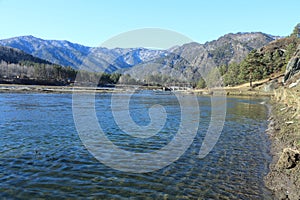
265, 86, 300, 200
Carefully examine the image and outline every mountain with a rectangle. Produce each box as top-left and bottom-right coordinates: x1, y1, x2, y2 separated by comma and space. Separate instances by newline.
0, 33, 275, 83
0, 45, 51, 65
0, 36, 168, 72
124, 32, 275, 82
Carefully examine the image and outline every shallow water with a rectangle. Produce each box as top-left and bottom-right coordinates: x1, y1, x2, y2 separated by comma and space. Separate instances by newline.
0, 91, 273, 199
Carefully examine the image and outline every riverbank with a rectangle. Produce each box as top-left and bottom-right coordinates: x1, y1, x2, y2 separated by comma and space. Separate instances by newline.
0, 82, 276, 96
0, 84, 170, 93
0, 84, 115, 93
0, 73, 282, 96
265, 86, 300, 200
189, 74, 284, 97
188, 87, 274, 96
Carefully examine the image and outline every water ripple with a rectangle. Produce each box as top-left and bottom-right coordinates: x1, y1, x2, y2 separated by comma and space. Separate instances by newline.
0, 93, 273, 199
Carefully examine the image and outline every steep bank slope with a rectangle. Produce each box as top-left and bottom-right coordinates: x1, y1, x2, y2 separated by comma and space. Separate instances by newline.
265, 86, 300, 200
265, 45, 300, 200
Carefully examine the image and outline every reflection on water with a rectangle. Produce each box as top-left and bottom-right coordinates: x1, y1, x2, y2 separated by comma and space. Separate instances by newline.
227, 97, 268, 122
0, 92, 273, 199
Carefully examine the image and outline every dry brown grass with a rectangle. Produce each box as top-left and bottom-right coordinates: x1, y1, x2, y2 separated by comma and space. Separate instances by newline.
274, 87, 300, 120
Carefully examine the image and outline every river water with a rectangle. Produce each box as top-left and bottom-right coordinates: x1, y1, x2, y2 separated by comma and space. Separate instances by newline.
0, 91, 273, 199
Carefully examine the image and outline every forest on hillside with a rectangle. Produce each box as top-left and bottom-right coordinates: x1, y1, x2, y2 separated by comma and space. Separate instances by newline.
197, 25, 300, 88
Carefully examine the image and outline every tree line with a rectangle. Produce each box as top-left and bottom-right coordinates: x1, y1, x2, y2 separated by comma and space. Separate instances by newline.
0, 60, 121, 86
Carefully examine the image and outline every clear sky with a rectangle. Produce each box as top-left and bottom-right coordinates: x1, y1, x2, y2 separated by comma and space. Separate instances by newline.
0, 0, 299, 47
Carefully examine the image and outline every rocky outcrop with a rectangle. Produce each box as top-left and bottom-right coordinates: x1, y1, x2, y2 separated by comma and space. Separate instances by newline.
284, 45, 300, 83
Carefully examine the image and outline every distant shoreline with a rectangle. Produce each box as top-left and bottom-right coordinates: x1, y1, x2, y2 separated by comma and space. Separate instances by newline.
1, 74, 282, 96
0, 83, 275, 97
0, 84, 172, 94
0, 84, 116, 93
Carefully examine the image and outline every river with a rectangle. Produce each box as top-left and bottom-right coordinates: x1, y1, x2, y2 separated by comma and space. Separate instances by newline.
0, 91, 273, 199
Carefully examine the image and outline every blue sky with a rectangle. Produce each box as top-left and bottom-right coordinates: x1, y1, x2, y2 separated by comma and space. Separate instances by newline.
0, 0, 299, 47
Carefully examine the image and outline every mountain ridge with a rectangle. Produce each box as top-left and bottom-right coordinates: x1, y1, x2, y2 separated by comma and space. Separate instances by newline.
0, 33, 276, 82
123, 32, 275, 83
0, 35, 168, 72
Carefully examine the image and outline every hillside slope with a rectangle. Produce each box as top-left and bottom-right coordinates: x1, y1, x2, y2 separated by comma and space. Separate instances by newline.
124, 32, 274, 83
0, 46, 51, 65
0, 45, 77, 85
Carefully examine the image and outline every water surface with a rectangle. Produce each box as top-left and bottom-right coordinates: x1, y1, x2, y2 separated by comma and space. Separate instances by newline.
0, 91, 273, 199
